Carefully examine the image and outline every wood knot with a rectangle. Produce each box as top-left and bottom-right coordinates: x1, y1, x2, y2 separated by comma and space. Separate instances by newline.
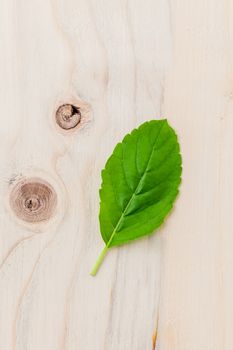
9, 178, 57, 223
55, 104, 81, 130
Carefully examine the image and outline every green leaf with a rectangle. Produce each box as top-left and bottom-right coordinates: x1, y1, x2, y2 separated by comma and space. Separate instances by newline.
90, 119, 182, 276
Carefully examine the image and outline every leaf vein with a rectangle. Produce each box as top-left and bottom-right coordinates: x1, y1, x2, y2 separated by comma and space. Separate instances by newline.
106, 121, 166, 246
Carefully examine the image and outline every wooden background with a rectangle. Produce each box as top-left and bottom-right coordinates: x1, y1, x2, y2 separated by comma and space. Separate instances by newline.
0, 0, 232, 349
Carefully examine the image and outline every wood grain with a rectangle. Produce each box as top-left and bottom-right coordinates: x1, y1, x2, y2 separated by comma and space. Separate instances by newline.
0, 0, 232, 349
158, 2, 233, 349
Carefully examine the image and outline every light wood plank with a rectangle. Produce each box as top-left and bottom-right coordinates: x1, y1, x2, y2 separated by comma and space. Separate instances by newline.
1, 1, 233, 349
158, 1, 233, 349
0, 1, 171, 349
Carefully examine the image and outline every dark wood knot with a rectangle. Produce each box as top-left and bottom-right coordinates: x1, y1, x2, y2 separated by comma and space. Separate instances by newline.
9, 178, 57, 223
55, 104, 81, 130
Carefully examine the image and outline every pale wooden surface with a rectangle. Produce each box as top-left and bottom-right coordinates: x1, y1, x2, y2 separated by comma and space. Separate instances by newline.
0, 1, 232, 349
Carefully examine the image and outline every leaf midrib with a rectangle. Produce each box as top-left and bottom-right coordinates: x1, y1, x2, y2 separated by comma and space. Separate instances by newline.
106, 121, 165, 247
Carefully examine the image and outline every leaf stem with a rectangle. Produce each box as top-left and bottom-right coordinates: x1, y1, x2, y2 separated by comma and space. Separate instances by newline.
90, 245, 109, 276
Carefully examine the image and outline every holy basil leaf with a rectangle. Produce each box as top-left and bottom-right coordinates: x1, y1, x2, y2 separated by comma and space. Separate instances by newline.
90, 119, 182, 276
